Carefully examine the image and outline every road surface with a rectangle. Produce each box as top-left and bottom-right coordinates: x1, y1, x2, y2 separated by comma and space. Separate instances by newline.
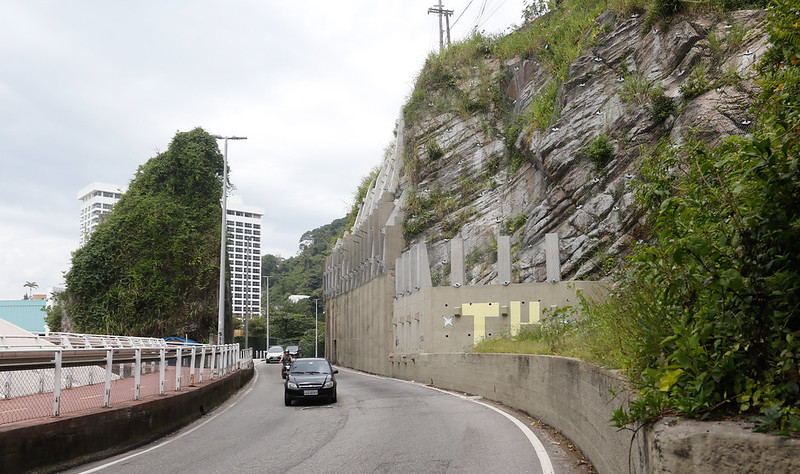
69, 361, 592, 473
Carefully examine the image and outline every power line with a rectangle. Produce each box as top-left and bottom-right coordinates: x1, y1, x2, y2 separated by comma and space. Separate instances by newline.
451, 0, 476, 28
478, 0, 512, 29
473, 0, 488, 30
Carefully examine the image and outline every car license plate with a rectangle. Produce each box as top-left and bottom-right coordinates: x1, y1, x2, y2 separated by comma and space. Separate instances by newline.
304, 389, 318, 396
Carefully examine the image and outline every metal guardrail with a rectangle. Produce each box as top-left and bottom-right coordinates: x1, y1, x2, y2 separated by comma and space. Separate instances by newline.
0, 332, 253, 426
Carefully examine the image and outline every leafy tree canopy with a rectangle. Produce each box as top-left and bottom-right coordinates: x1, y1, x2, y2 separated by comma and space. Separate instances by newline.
583, 0, 800, 434
60, 128, 225, 341
255, 217, 347, 354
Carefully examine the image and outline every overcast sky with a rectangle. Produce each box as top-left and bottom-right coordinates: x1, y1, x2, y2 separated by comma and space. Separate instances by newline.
0, 1, 526, 300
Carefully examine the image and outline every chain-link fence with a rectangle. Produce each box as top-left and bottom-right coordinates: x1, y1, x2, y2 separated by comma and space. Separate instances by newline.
1, 333, 251, 426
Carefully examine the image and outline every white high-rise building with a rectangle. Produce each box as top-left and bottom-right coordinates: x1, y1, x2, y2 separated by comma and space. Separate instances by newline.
77, 183, 263, 317
77, 182, 128, 246
225, 196, 263, 318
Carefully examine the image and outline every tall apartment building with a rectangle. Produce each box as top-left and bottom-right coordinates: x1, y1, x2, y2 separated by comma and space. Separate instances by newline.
225, 196, 263, 317
77, 182, 128, 246
77, 183, 263, 318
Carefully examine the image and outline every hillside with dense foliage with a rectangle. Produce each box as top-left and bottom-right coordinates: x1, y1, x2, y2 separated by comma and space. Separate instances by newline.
244, 217, 348, 354
51, 128, 226, 341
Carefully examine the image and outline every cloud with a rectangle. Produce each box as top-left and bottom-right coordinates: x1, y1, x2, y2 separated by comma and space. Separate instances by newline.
0, 0, 525, 300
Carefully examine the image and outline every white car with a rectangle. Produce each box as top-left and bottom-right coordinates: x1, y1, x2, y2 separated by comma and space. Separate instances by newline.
266, 346, 284, 363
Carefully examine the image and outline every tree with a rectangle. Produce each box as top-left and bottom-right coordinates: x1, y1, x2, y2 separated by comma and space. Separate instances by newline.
23, 281, 38, 299
261, 218, 347, 348
62, 128, 227, 341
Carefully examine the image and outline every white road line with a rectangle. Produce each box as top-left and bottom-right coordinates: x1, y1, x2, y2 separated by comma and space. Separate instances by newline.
78, 361, 261, 473
337, 367, 555, 474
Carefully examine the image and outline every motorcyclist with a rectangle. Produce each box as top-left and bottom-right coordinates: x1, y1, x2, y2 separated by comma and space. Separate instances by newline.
280, 349, 294, 377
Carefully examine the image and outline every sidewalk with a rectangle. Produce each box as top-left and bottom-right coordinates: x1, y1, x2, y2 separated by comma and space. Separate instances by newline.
1, 366, 215, 426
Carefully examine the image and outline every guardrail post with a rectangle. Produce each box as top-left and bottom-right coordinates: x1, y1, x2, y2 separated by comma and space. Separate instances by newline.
104, 349, 113, 407
218, 345, 224, 377
210, 346, 216, 380
2, 372, 10, 400
220, 345, 226, 376
159, 348, 166, 395
53, 350, 62, 416
134, 349, 141, 400
175, 347, 182, 391
199, 346, 206, 383
189, 347, 197, 386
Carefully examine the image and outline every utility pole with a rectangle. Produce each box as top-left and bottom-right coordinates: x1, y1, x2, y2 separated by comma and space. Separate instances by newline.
211, 134, 247, 345
264, 274, 270, 352
428, 1, 453, 53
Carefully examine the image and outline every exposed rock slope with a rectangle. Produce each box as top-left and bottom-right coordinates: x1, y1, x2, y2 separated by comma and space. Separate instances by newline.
355, 9, 767, 285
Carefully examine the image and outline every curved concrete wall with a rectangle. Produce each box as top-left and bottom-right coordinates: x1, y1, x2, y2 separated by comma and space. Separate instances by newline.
0, 366, 254, 473
388, 353, 645, 473
384, 353, 800, 474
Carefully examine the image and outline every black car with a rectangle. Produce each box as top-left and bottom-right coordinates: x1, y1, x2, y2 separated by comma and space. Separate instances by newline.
284, 358, 337, 406
286, 345, 303, 358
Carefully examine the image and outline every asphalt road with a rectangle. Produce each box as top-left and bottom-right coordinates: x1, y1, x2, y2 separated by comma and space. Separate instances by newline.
68, 361, 591, 473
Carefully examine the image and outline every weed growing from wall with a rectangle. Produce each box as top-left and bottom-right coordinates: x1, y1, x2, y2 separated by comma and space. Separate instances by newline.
581, 133, 615, 169
503, 213, 528, 235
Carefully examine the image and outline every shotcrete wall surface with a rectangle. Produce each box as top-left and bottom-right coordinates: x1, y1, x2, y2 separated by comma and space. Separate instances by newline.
391, 282, 607, 354
327, 275, 395, 375
384, 353, 800, 474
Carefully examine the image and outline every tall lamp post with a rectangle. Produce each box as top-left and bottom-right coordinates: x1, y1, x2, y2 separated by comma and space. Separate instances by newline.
264, 275, 270, 352
314, 298, 319, 357
211, 134, 247, 345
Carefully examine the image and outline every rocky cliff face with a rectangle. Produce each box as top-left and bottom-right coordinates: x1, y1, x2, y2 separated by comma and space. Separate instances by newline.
350, 9, 767, 286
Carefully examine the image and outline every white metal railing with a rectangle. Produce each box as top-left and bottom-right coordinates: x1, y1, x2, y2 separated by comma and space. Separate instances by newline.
0, 333, 252, 425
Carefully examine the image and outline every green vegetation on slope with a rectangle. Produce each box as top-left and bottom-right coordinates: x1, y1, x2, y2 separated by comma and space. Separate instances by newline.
52, 128, 225, 341
251, 217, 348, 355
478, 0, 799, 434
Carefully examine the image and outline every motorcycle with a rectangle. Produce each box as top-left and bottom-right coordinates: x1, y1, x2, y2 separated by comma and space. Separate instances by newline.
281, 359, 292, 379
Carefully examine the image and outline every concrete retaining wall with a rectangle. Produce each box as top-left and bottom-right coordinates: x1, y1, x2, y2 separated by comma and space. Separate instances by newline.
383, 353, 800, 473
0, 365, 254, 473
388, 353, 646, 473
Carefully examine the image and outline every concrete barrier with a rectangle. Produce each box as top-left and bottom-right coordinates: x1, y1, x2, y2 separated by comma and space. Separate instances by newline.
0, 365, 254, 473
385, 353, 800, 473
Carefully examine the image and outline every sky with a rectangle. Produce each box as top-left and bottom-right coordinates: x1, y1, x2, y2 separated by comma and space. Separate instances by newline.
0, 0, 527, 300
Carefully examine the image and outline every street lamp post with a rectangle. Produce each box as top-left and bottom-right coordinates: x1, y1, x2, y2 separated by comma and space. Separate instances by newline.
314, 298, 319, 357
264, 275, 270, 352
212, 134, 247, 345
